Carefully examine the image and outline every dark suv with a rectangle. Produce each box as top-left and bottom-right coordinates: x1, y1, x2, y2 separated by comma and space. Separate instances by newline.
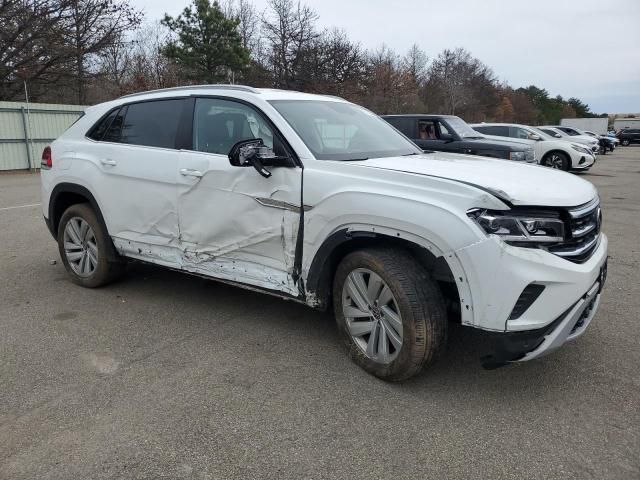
382, 114, 535, 163
617, 128, 640, 146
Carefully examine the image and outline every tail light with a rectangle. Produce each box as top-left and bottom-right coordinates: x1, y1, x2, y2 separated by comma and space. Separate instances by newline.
41, 146, 52, 169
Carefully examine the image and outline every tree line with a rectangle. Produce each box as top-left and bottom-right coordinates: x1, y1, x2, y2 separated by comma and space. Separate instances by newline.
1, 0, 604, 124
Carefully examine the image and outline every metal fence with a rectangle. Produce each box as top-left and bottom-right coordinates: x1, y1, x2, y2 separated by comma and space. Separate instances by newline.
0, 101, 86, 171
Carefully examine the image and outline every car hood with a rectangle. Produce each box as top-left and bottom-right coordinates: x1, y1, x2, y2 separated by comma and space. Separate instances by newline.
357, 153, 597, 207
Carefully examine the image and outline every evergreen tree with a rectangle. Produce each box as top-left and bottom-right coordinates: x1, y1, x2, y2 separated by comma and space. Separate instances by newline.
162, 0, 250, 83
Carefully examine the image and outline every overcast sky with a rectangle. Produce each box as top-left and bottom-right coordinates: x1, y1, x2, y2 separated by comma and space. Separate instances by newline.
131, 0, 640, 114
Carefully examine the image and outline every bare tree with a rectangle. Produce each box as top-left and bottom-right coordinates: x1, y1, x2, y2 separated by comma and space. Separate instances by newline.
97, 33, 132, 96
0, 0, 73, 100
261, 0, 318, 88
61, 0, 143, 103
403, 44, 428, 85
128, 22, 181, 91
425, 47, 497, 120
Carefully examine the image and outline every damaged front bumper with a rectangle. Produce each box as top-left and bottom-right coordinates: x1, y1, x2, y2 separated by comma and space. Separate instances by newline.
480, 259, 607, 369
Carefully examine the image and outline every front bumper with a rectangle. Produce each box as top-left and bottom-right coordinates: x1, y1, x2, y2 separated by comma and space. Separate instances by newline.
480, 260, 607, 368
571, 155, 595, 170
455, 233, 608, 332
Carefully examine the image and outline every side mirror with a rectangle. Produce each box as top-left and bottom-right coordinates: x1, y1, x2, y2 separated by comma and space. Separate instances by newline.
440, 133, 454, 142
228, 138, 293, 178
528, 134, 541, 141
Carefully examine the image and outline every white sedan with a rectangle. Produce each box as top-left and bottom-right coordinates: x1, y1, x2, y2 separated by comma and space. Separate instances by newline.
470, 123, 596, 171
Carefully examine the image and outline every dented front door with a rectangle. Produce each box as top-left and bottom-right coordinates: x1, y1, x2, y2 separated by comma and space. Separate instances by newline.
176, 97, 302, 295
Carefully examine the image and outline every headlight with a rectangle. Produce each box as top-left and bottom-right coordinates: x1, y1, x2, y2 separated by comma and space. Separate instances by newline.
509, 151, 526, 161
571, 144, 590, 154
468, 209, 565, 243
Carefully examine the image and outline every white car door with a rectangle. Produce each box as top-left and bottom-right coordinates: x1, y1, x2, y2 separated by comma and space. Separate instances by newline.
85, 98, 186, 264
176, 97, 303, 295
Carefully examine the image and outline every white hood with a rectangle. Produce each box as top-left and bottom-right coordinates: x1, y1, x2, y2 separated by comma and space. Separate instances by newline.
357, 153, 597, 207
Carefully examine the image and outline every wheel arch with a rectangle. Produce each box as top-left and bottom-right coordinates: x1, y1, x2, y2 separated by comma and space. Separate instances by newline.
49, 183, 119, 261
303, 228, 469, 323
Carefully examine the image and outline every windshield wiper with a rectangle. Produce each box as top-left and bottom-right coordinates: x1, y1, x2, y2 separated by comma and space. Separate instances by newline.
342, 157, 369, 161
402, 152, 420, 156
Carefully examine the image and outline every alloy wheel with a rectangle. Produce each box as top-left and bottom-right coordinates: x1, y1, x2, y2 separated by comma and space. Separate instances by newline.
63, 217, 98, 277
342, 268, 403, 364
548, 154, 564, 169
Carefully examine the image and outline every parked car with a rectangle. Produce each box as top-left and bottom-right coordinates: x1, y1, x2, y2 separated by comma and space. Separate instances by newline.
470, 123, 595, 171
583, 130, 617, 152
40, 85, 608, 380
617, 128, 640, 146
539, 126, 600, 154
382, 114, 536, 163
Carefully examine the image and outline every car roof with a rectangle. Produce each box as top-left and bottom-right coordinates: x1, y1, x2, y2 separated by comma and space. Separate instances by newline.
381, 114, 458, 119
470, 122, 529, 127
116, 84, 346, 103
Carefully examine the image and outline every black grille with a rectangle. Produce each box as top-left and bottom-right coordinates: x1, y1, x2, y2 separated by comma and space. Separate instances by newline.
548, 199, 601, 263
508, 284, 546, 320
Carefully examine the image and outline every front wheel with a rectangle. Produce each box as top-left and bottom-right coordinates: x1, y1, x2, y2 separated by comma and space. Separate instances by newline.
621, 139, 630, 146
333, 248, 447, 381
543, 152, 570, 171
58, 203, 125, 288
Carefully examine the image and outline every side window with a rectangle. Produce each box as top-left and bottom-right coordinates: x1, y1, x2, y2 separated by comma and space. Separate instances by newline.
103, 107, 126, 142
193, 98, 277, 155
119, 99, 185, 148
384, 117, 414, 137
480, 125, 509, 136
513, 127, 530, 139
435, 121, 451, 138
87, 108, 119, 140
418, 120, 438, 140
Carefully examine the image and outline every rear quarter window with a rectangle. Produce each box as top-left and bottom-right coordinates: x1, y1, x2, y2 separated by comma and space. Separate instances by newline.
87, 109, 119, 140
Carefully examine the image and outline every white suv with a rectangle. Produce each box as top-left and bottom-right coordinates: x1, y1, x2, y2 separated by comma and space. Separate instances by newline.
40, 85, 608, 380
470, 123, 596, 171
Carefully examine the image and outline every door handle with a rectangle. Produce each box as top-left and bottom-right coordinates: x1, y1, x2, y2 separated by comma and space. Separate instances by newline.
100, 158, 117, 166
180, 168, 203, 178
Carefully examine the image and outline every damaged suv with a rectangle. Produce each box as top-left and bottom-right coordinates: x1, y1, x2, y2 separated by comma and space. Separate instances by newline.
41, 85, 608, 381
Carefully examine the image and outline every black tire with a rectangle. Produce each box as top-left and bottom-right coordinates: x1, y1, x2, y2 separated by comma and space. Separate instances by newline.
543, 151, 570, 171
57, 203, 125, 288
333, 248, 447, 381
621, 139, 630, 146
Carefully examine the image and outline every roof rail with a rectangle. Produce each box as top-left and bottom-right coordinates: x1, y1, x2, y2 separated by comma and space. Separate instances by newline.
119, 84, 260, 99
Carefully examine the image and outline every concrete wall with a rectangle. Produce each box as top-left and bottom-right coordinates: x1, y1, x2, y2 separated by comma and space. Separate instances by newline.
0, 101, 86, 171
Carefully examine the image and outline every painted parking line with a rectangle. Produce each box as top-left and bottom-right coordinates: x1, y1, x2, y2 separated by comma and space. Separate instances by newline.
0, 203, 41, 211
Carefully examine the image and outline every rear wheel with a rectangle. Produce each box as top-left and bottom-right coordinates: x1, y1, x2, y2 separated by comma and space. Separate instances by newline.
58, 203, 125, 288
333, 248, 447, 381
543, 152, 570, 171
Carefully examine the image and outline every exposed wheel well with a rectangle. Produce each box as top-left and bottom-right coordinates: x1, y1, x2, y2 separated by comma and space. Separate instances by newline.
305, 231, 461, 321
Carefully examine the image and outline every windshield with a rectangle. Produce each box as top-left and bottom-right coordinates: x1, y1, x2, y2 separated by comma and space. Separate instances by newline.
531, 127, 556, 141
445, 117, 484, 138
540, 127, 564, 138
269, 100, 420, 160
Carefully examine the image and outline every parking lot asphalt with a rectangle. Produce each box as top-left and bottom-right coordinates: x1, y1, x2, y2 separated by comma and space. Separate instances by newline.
1, 149, 639, 480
